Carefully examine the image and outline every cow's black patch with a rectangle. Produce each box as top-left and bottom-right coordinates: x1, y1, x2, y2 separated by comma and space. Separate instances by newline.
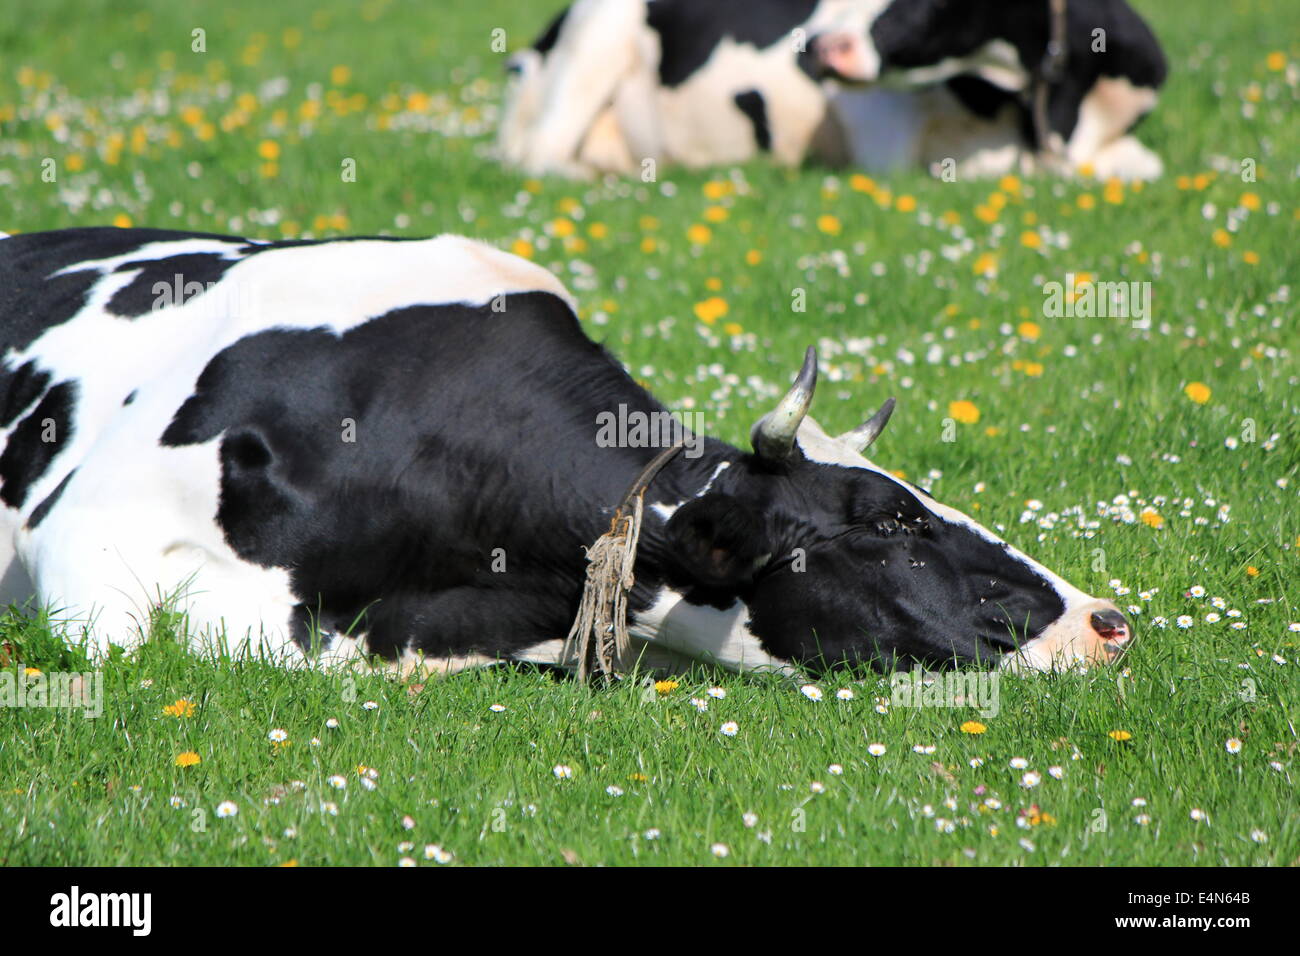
106, 252, 243, 318
0, 380, 76, 509
647, 0, 819, 86
533, 6, 569, 54
1, 361, 52, 428
26, 467, 76, 529
733, 90, 772, 151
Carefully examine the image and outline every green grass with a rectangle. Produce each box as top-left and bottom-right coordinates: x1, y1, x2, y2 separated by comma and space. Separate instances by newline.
0, 0, 1297, 865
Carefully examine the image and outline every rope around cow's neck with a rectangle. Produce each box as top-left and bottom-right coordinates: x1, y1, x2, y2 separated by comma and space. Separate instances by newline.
561, 441, 688, 682
1032, 0, 1069, 163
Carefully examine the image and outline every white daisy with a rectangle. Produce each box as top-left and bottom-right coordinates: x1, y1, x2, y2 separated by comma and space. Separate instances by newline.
328, 774, 347, 789
720, 721, 739, 737
828, 764, 844, 776
489, 704, 506, 713
1190, 808, 1207, 822
1021, 771, 1042, 788
867, 743, 887, 757
1225, 738, 1242, 753
1135, 813, 1151, 825
425, 844, 453, 863
710, 842, 730, 858
800, 684, 824, 702
267, 728, 288, 743
742, 812, 758, 828
1009, 757, 1029, 769
215, 801, 238, 818
552, 765, 574, 779
836, 688, 855, 700
325, 717, 340, 729
689, 697, 708, 712
1176, 615, 1194, 628
707, 687, 727, 699
362, 701, 379, 711
1047, 766, 1064, 779
1250, 829, 1268, 844
606, 785, 624, 797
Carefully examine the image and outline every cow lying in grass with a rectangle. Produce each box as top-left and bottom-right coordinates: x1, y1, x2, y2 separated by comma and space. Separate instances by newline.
500, 0, 1166, 180
0, 227, 1131, 675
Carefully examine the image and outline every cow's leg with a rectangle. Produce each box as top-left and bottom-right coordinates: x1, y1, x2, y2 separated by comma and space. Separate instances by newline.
514, 0, 650, 177
356, 587, 573, 677
1065, 76, 1159, 176
1086, 134, 1163, 181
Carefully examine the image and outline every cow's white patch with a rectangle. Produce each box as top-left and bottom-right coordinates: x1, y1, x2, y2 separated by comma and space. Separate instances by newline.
1067, 76, 1159, 173
630, 587, 797, 675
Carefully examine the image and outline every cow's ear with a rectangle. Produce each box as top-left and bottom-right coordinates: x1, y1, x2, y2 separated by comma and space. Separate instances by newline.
664, 494, 771, 590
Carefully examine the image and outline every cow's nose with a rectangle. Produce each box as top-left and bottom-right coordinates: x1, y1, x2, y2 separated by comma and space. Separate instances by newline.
1090, 608, 1130, 642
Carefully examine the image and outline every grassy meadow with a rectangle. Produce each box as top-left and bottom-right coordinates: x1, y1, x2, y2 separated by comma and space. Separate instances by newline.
0, 0, 1296, 865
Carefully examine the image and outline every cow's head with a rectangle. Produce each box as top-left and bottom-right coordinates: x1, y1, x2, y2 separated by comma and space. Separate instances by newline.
659, 348, 1130, 674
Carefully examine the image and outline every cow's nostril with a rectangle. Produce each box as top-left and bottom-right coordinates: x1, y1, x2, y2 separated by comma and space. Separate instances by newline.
1091, 608, 1129, 641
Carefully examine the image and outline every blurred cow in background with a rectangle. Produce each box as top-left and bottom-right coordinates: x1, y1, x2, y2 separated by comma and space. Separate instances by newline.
499, 0, 1166, 181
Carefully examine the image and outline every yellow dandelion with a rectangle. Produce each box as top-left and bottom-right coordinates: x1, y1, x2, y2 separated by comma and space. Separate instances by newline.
1108, 730, 1132, 741
1018, 321, 1041, 341
1024, 362, 1044, 377
848, 173, 875, 194
1246, 566, 1259, 577
960, 720, 987, 734
686, 223, 713, 245
1242, 250, 1260, 265
1140, 509, 1164, 529
895, 195, 917, 213
703, 180, 733, 200
330, 64, 352, 86
163, 698, 196, 718
971, 252, 998, 277
654, 680, 679, 695
587, 222, 608, 240
550, 217, 575, 238
704, 205, 728, 223
1240, 192, 1260, 211
816, 214, 841, 235
693, 297, 729, 325
1020, 230, 1042, 249
948, 400, 980, 425
175, 751, 201, 768
640, 237, 657, 254
1103, 178, 1124, 204
112, 213, 132, 229
1212, 228, 1231, 247
257, 139, 280, 161
723, 322, 744, 336
744, 248, 762, 266
510, 238, 534, 260
1184, 382, 1211, 404
1077, 193, 1096, 210
1266, 51, 1286, 71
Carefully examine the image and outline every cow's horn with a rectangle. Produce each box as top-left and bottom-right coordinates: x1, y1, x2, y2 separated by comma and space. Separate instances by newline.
838, 397, 896, 452
751, 346, 817, 461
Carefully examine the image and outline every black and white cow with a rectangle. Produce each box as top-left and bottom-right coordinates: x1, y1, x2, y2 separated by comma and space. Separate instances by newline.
0, 227, 1131, 675
500, 0, 1166, 180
